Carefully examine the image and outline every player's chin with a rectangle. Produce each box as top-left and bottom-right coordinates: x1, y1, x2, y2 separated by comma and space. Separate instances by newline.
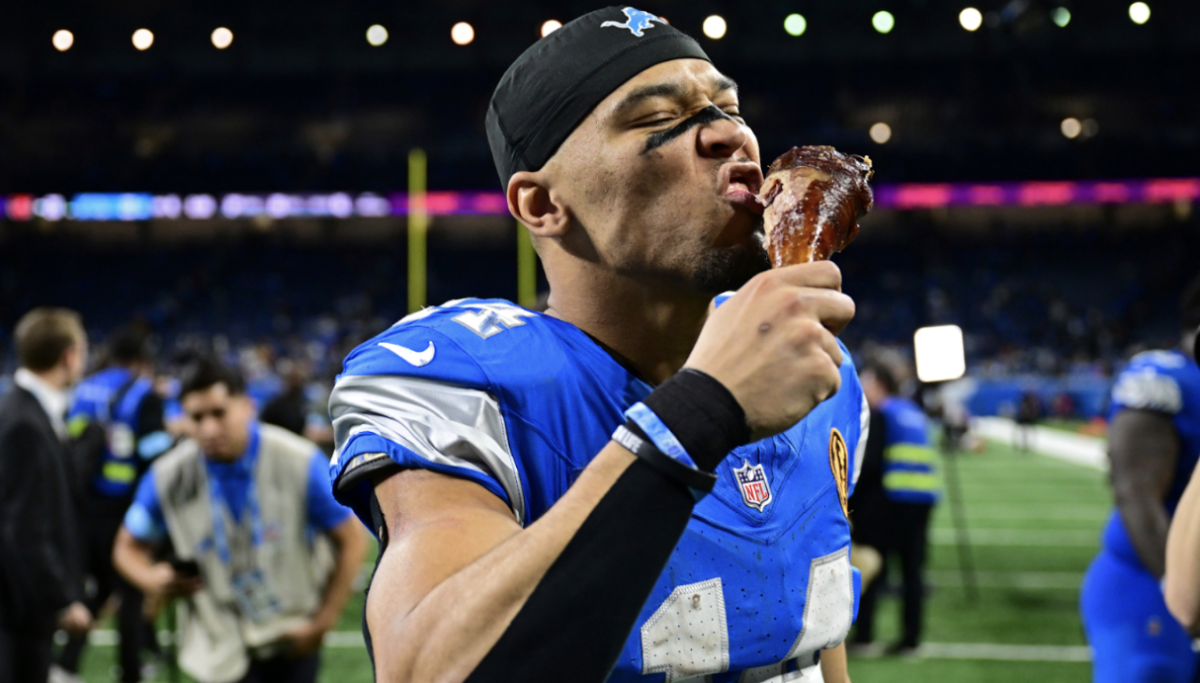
691, 239, 770, 295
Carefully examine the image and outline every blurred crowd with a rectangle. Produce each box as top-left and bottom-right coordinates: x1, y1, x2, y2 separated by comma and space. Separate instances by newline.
0, 309, 365, 683
3, 218, 1197, 400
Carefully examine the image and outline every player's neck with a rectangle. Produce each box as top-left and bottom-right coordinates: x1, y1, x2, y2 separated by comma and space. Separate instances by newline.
545, 271, 710, 385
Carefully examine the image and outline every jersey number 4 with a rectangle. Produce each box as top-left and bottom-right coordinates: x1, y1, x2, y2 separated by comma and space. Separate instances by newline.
641, 548, 854, 683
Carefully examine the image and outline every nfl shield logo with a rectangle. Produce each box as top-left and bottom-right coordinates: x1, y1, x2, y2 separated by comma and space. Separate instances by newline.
733, 459, 773, 512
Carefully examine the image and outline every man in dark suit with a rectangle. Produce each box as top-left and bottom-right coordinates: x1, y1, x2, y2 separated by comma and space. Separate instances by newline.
0, 308, 93, 683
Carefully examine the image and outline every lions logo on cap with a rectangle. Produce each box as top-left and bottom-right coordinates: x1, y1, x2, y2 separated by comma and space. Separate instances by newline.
601, 7, 667, 37
829, 428, 850, 519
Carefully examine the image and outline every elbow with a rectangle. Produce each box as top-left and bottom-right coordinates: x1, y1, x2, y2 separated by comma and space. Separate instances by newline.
1112, 488, 1155, 524
1166, 601, 1200, 637
110, 530, 138, 586
1112, 484, 1142, 510
1164, 581, 1200, 637
372, 652, 425, 683
370, 621, 472, 683
111, 537, 127, 575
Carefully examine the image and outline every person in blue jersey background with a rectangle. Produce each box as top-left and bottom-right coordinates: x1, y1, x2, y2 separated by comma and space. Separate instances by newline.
850, 361, 941, 655
1081, 275, 1200, 683
328, 7, 868, 683
1164, 322, 1200, 633
55, 327, 172, 683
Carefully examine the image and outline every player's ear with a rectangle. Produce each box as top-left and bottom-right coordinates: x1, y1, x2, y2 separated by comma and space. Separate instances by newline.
508, 171, 570, 238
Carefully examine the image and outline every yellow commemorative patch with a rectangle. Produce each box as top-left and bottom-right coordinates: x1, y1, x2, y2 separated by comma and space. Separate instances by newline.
829, 428, 850, 519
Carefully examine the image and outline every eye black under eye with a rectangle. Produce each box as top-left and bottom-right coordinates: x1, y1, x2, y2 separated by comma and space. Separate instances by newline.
642, 106, 733, 154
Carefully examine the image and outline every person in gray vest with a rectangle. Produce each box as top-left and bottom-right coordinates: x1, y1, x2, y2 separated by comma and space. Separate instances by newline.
112, 357, 366, 683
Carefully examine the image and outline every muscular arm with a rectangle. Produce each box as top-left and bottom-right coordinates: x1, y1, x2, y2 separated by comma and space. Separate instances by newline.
1165, 464, 1200, 634
113, 527, 170, 595
367, 444, 643, 683
1108, 409, 1179, 578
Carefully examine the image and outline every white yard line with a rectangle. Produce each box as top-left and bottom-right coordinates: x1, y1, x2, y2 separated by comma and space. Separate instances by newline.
945, 504, 1109, 521
971, 416, 1108, 471
926, 570, 1084, 589
87, 629, 367, 648
930, 528, 1098, 547
918, 642, 1091, 662
849, 641, 1090, 662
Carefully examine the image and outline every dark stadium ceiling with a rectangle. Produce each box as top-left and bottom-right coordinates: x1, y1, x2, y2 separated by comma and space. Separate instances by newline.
0, 1, 1196, 193
4, 0, 1195, 73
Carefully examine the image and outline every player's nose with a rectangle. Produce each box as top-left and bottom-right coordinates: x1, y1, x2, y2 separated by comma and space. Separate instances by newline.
697, 116, 749, 160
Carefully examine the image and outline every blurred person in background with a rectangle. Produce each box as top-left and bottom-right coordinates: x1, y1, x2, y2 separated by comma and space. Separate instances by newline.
112, 357, 365, 683
851, 361, 942, 655
242, 344, 282, 409
0, 309, 93, 683
1015, 391, 1041, 451
1081, 277, 1200, 683
1163, 325, 1200, 635
847, 362, 890, 642
54, 327, 173, 683
260, 358, 311, 438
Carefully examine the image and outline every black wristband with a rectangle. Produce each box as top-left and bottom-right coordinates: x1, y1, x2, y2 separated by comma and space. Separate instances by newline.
465, 458, 696, 683
640, 368, 751, 472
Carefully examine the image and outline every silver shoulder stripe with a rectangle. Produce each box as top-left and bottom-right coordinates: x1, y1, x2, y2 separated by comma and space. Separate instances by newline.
329, 374, 525, 525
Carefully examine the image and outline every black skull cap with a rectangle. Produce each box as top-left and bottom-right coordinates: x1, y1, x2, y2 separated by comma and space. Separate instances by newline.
486, 7, 710, 188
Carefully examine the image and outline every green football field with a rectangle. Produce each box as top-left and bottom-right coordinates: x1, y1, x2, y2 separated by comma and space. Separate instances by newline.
78, 436, 1109, 682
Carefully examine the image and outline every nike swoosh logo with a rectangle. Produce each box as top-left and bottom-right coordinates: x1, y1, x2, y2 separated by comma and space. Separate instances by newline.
379, 341, 435, 367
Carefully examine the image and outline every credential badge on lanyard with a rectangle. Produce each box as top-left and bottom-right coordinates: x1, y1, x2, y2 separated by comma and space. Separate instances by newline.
210, 479, 282, 622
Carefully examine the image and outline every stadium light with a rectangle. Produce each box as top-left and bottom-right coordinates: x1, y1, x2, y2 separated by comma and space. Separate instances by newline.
52, 30, 74, 52
1082, 118, 1099, 138
959, 8, 983, 31
211, 27, 233, 49
1061, 117, 1082, 139
366, 24, 388, 46
132, 29, 154, 51
1051, 7, 1071, 27
870, 122, 892, 144
703, 15, 727, 39
1129, 2, 1150, 24
872, 11, 895, 34
541, 20, 562, 37
784, 14, 807, 36
451, 22, 475, 45
914, 325, 966, 383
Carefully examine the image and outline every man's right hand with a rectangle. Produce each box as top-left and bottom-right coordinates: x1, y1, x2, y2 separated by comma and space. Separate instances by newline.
686, 260, 854, 440
58, 601, 93, 634
143, 562, 203, 598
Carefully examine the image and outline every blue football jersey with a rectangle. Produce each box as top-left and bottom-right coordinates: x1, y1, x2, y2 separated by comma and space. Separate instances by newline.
70, 367, 166, 498
329, 298, 868, 681
1101, 348, 1200, 567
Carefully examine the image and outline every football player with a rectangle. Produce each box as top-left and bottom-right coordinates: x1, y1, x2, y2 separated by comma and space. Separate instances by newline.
329, 8, 867, 682
1081, 276, 1200, 683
